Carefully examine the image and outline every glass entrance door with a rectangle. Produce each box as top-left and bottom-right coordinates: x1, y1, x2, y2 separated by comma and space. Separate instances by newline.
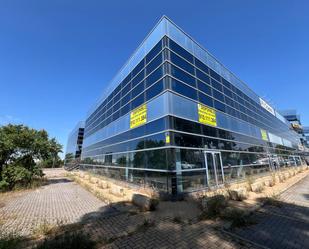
203, 151, 224, 187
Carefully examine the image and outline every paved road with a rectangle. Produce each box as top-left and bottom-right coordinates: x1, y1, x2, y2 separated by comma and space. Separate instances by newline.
231, 174, 309, 249
0, 176, 114, 237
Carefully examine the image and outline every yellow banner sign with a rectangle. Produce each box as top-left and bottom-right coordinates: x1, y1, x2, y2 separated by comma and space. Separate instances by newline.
130, 104, 147, 129
198, 103, 217, 127
260, 129, 268, 141
165, 134, 170, 144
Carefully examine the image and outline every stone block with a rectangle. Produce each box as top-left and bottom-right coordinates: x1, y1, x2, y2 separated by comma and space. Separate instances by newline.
228, 188, 248, 201
264, 179, 273, 187
250, 182, 264, 193
109, 185, 125, 197
274, 175, 280, 184
132, 194, 153, 211
99, 181, 109, 189
90, 177, 99, 184
277, 174, 284, 182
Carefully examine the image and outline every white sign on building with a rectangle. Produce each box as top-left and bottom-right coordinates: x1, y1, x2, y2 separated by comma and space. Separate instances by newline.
259, 98, 275, 116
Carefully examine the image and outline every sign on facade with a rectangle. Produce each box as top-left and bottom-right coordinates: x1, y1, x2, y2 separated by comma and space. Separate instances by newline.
198, 103, 217, 127
130, 104, 147, 129
259, 98, 275, 116
260, 129, 269, 141
165, 133, 170, 144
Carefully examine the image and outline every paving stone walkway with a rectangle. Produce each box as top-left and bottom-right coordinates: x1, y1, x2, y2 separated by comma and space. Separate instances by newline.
100, 218, 256, 249
230, 174, 309, 249
1, 169, 308, 249
0, 176, 115, 237
0, 169, 256, 248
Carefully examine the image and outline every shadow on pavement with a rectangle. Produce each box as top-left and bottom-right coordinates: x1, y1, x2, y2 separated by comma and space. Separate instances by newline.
44, 178, 73, 185
226, 198, 309, 249
17, 198, 253, 249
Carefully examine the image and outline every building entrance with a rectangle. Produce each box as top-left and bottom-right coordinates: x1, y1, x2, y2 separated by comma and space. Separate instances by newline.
203, 151, 224, 187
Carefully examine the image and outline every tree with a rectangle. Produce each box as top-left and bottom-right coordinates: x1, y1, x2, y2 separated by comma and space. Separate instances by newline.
64, 153, 74, 164
0, 124, 62, 190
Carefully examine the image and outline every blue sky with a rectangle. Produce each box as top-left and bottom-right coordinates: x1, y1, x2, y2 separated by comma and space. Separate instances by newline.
1, 0, 308, 157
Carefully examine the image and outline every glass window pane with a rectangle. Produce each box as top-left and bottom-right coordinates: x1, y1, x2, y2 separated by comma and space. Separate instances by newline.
171, 65, 196, 88
198, 92, 213, 107
196, 69, 211, 84
197, 80, 211, 95
146, 79, 164, 101
170, 51, 195, 75
214, 100, 226, 112
171, 79, 197, 100
169, 38, 194, 63
146, 65, 164, 88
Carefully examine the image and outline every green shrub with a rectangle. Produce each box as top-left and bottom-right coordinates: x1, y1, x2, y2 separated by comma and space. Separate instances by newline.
34, 232, 95, 249
0, 232, 21, 249
0, 181, 9, 191
149, 198, 159, 211
263, 196, 283, 208
2, 165, 32, 189
220, 207, 256, 228
199, 195, 227, 220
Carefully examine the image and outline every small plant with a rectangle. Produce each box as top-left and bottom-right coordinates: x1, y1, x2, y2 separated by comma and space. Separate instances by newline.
172, 216, 183, 224
268, 178, 276, 187
245, 176, 254, 190
220, 207, 256, 228
199, 195, 227, 220
136, 219, 155, 233
224, 182, 231, 188
142, 218, 155, 227
149, 198, 159, 211
253, 185, 264, 193
33, 220, 56, 237
263, 196, 282, 208
34, 231, 95, 249
0, 232, 21, 249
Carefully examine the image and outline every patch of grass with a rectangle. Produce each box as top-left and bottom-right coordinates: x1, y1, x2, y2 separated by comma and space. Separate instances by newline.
172, 216, 183, 224
199, 195, 228, 220
34, 231, 95, 249
220, 207, 256, 228
0, 232, 22, 249
149, 198, 159, 211
253, 185, 264, 193
135, 219, 155, 233
263, 196, 283, 208
32, 220, 57, 237
245, 176, 254, 189
128, 210, 139, 216
28, 178, 48, 189
0, 177, 47, 193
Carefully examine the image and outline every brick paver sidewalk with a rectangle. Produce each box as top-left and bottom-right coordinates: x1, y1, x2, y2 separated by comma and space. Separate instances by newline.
230, 174, 309, 249
0, 176, 115, 237
0, 169, 257, 248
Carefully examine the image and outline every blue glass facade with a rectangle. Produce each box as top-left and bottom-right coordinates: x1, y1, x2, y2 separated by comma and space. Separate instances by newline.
65, 121, 85, 163
74, 17, 303, 194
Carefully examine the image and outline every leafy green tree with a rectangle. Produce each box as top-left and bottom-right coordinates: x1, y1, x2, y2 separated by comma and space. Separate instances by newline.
64, 153, 74, 163
0, 124, 62, 190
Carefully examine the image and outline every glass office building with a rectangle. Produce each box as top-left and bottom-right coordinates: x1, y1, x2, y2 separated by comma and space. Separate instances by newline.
79, 16, 303, 195
65, 121, 85, 164
304, 127, 309, 147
